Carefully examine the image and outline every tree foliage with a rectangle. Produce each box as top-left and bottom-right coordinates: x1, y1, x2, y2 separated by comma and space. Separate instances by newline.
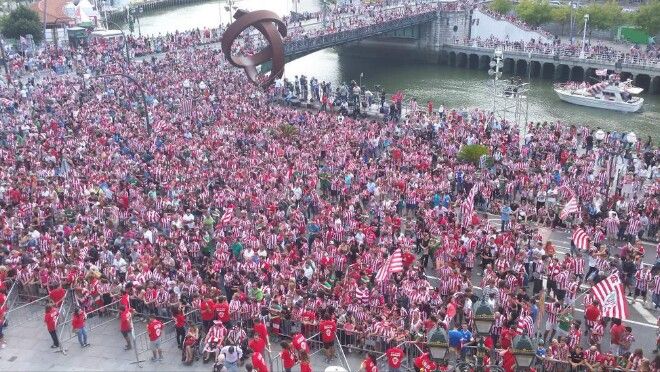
457, 144, 490, 164
633, 0, 660, 36
516, 0, 552, 26
1, 6, 42, 43
577, 1, 623, 31
550, 5, 571, 25
490, 0, 513, 15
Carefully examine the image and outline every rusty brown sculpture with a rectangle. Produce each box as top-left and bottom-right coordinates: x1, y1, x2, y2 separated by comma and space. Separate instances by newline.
221, 9, 287, 89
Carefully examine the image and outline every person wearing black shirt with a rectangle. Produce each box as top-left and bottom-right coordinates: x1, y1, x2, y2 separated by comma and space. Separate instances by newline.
569, 345, 585, 371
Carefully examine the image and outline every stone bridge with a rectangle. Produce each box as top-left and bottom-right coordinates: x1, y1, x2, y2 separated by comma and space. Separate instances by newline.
442, 43, 660, 93
276, 7, 660, 94
283, 10, 438, 61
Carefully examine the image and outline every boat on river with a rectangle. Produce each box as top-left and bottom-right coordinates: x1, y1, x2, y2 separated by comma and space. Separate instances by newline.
553, 78, 644, 113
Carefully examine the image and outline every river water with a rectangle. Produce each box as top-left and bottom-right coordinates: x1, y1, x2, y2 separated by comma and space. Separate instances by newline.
124, 0, 659, 139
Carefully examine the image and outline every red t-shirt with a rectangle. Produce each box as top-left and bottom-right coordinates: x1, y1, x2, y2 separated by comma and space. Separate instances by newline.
301, 310, 316, 323
201, 299, 216, 321
502, 350, 516, 372
44, 309, 58, 331
120, 294, 131, 310
120, 310, 132, 332
174, 313, 186, 328
300, 362, 312, 372
254, 322, 269, 343
386, 347, 405, 368
248, 337, 266, 353
147, 319, 163, 341
585, 305, 600, 321
319, 319, 337, 343
500, 328, 514, 349
414, 353, 437, 371
363, 358, 377, 372
281, 349, 296, 369
610, 324, 625, 345
251, 351, 269, 372
292, 333, 310, 353
215, 302, 230, 322
49, 287, 66, 306
72, 312, 86, 329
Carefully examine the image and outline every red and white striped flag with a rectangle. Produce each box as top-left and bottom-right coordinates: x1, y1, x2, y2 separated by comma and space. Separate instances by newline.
591, 274, 628, 320
219, 207, 234, 226
180, 99, 194, 117
572, 227, 590, 251
558, 184, 575, 199
375, 248, 403, 282
560, 196, 579, 220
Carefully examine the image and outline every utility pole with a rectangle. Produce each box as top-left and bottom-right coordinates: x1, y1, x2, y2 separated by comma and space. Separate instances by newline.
42, 0, 49, 46
579, 13, 589, 59
0, 38, 11, 85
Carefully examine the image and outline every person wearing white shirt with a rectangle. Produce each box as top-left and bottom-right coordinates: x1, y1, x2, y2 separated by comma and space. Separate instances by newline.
219, 345, 242, 372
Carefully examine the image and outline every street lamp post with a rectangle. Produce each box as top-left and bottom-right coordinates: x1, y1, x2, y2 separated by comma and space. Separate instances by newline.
579, 14, 589, 59
427, 327, 449, 362
512, 335, 537, 370
473, 298, 495, 369
569, 2, 577, 43
81, 73, 151, 133
105, 20, 131, 64
488, 47, 503, 117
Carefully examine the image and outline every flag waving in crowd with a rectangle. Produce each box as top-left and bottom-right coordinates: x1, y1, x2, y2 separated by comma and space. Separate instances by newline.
375, 248, 403, 282
591, 274, 629, 320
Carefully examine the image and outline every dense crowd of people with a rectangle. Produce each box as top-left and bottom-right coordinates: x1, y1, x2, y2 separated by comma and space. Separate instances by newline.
459, 36, 660, 66
0, 1, 658, 372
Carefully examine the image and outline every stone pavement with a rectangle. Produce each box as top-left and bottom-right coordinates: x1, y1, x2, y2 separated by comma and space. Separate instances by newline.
0, 303, 366, 371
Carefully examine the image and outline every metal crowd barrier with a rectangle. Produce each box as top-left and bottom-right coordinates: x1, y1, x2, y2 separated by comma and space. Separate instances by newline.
54, 290, 75, 354
268, 330, 323, 372
56, 299, 122, 350
4, 292, 51, 327
3, 280, 19, 310
132, 308, 201, 364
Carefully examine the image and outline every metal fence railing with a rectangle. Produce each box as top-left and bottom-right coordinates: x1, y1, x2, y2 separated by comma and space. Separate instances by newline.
54, 290, 75, 355
4, 292, 51, 328
56, 299, 122, 350
132, 308, 201, 365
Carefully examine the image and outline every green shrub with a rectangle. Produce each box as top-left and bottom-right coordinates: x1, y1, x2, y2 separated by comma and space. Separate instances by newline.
457, 144, 490, 164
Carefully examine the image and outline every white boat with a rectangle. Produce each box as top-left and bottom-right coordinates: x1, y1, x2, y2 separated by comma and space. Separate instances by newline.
553, 79, 644, 113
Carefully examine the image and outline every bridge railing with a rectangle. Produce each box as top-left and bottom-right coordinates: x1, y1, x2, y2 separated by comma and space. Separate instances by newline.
447, 40, 660, 71
285, 10, 438, 57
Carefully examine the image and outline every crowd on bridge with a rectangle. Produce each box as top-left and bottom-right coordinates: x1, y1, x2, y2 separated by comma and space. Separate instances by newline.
457, 36, 660, 67
0, 2, 659, 372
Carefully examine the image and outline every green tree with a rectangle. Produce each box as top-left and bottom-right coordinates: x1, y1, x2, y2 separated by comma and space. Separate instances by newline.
516, 0, 553, 26
551, 5, 572, 35
633, 0, 660, 36
490, 0, 513, 15
578, 1, 622, 31
457, 144, 490, 165
1, 6, 42, 43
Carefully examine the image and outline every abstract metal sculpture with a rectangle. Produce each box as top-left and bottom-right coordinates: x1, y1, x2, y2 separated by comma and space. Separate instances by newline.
220, 9, 287, 89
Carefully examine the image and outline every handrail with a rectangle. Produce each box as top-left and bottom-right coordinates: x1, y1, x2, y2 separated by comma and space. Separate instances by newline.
445, 41, 660, 72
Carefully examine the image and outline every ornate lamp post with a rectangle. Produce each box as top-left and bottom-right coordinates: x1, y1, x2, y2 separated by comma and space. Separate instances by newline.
473, 298, 495, 368
427, 327, 450, 362
512, 335, 537, 370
